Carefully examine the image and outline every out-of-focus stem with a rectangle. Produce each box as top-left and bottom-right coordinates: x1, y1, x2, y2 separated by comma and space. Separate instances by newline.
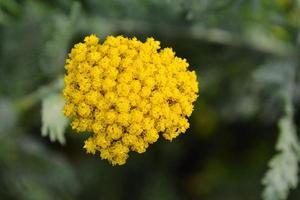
14, 77, 63, 113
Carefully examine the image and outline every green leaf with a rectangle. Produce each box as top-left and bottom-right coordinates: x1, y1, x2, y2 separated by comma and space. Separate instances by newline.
41, 94, 68, 145
262, 115, 300, 200
261, 63, 300, 200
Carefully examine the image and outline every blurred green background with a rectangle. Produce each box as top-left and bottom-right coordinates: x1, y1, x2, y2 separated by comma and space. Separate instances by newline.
1, 0, 300, 200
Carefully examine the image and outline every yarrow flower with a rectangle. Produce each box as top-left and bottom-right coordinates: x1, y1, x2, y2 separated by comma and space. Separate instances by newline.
63, 34, 199, 165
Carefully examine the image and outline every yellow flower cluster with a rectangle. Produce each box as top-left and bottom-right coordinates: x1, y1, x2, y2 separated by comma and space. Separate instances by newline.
63, 34, 199, 165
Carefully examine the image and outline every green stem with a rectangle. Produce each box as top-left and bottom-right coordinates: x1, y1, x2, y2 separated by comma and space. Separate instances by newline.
14, 77, 63, 113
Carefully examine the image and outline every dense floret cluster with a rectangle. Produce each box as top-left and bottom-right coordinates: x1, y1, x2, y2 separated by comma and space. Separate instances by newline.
63, 35, 198, 165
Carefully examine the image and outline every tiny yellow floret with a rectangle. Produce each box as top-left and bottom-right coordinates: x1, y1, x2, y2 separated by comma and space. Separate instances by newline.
63, 34, 199, 165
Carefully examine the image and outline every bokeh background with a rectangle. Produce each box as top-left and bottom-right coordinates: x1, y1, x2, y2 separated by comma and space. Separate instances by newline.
1, 0, 300, 200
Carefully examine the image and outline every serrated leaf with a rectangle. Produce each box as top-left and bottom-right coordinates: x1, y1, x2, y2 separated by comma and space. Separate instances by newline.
261, 63, 300, 200
41, 94, 68, 145
262, 97, 300, 200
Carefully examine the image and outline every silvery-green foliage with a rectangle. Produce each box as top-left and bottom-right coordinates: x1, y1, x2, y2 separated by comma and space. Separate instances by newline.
254, 60, 296, 86
0, 135, 80, 200
41, 94, 68, 145
258, 62, 300, 200
0, 0, 299, 199
262, 114, 300, 200
40, 2, 81, 77
253, 60, 297, 123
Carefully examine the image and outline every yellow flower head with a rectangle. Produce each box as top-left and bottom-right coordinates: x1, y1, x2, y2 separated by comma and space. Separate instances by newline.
63, 34, 199, 165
